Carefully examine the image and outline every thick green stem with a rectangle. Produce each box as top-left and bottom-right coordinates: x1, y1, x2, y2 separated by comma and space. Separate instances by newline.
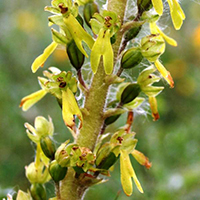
59, 0, 128, 199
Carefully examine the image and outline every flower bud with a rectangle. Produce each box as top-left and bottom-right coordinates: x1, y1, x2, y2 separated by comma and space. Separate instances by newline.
83, 2, 99, 27
25, 162, 50, 184
97, 152, 118, 170
124, 25, 142, 42
121, 47, 143, 69
141, 34, 165, 62
66, 40, 85, 71
96, 143, 118, 170
110, 33, 117, 44
40, 136, 56, 160
30, 183, 46, 200
55, 141, 71, 167
137, 0, 152, 15
49, 160, 68, 182
120, 83, 141, 105
76, 14, 84, 27
105, 115, 120, 126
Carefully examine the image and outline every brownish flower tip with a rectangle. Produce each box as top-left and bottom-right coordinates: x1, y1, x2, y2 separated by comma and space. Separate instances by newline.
152, 112, 160, 121
145, 161, 152, 169
167, 72, 174, 88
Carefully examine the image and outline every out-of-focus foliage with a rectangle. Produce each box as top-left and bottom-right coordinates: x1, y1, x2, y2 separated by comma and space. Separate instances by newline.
0, 0, 200, 199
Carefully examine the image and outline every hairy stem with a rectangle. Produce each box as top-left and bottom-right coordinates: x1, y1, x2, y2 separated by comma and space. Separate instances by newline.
59, 0, 128, 199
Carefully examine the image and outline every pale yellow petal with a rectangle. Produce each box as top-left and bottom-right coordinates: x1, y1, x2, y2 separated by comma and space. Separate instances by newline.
152, 0, 163, 16
20, 90, 47, 111
62, 88, 83, 129
31, 41, 58, 73
167, 0, 185, 30
150, 22, 177, 46
120, 150, 133, 196
154, 60, 174, 88
120, 150, 144, 195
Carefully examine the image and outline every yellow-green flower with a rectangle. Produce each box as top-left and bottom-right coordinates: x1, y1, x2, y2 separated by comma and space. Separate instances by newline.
63, 14, 94, 57
20, 69, 82, 130
62, 88, 83, 129
90, 29, 113, 74
120, 150, 143, 196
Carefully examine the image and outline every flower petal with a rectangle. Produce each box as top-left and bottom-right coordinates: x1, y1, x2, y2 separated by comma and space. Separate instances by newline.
20, 89, 47, 111
151, 0, 163, 16
120, 150, 144, 196
167, 0, 185, 30
63, 14, 94, 57
150, 22, 177, 46
62, 88, 83, 129
149, 96, 160, 121
90, 29, 113, 75
31, 42, 58, 73
154, 60, 174, 88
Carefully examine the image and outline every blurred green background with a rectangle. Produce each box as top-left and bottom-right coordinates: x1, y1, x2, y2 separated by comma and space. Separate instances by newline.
0, 0, 200, 199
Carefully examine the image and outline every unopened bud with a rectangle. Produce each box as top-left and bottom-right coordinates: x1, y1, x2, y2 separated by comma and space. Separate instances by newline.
83, 2, 99, 27
97, 152, 118, 170
96, 143, 118, 170
120, 83, 141, 105
105, 115, 120, 126
40, 136, 56, 160
49, 160, 68, 182
137, 0, 152, 15
55, 142, 71, 167
124, 25, 142, 42
110, 33, 117, 44
141, 34, 165, 62
67, 40, 85, 71
76, 14, 84, 27
121, 47, 143, 69
30, 183, 46, 200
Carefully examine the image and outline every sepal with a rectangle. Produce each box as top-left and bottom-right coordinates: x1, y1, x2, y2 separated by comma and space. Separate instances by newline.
31, 42, 58, 73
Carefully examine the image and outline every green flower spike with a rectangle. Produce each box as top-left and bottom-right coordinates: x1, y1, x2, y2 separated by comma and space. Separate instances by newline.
62, 87, 83, 129
90, 29, 113, 75
31, 41, 58, 73
120, 150, 143, 196
63, 14, 94, 57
